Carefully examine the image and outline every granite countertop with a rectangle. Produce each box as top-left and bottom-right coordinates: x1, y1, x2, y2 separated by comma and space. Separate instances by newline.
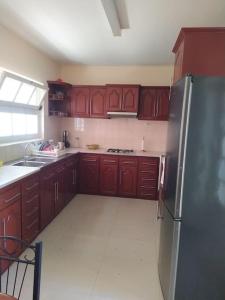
0, 166, 40, 189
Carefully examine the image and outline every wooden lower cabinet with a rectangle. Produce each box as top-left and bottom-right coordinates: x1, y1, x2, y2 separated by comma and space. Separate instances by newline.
100, 155, 118, 195
21, 173, 40, 243
137, 157, 159, 200
40, 167, 55, 229
118, 157, 138, 197
0, 201, 21, 271
79, 154, 99, 194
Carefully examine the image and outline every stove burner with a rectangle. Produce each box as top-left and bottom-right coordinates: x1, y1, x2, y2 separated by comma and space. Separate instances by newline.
107, 148, 134, 154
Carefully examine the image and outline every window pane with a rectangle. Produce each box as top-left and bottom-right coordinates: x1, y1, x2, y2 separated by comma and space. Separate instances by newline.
0, 77, 20, 102
0, 112, 12, 136
12, 114, 26, 135
29, 87, 46, 106
26, 115, 38, 134
15, 83, 35, 104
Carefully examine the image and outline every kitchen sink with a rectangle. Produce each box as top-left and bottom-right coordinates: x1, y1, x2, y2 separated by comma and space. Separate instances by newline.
13, 161, 46, 167
28, 157, 55, 163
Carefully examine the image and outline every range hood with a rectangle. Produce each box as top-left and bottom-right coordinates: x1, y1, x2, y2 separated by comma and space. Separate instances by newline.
107, 112, 137, 118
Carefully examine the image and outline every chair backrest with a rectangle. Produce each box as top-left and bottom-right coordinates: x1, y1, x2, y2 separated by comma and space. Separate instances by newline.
0, 236, 42, 300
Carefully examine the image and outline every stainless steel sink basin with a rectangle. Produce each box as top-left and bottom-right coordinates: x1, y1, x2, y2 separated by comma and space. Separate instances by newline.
28, 157, 55, 163
13, 161, 46, 167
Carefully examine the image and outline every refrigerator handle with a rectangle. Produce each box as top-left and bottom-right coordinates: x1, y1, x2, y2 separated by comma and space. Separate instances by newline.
157, 199, 164, 220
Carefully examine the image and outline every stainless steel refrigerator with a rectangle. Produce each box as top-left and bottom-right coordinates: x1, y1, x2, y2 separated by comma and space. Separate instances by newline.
158, 75, 225, 300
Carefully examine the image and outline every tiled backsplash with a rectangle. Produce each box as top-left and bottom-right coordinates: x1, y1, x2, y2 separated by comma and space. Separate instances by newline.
60, 117, 168, 151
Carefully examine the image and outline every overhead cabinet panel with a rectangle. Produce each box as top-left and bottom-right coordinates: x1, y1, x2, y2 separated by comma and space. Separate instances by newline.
71, 87, 90, 117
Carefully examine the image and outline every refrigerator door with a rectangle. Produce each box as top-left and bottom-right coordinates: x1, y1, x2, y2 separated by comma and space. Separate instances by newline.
158, 204, 181, 300
174, 76, 225, 300
164, 76, 192, 219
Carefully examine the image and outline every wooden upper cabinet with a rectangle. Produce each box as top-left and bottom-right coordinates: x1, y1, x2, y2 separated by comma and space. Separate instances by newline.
172, 27, 225, 83
122, 87, 139, 112
90, 87, 106, 118
106, 85, 139, 112
71, 86, 90, 117
138, 87, 170, 121
106, 86, 123, 111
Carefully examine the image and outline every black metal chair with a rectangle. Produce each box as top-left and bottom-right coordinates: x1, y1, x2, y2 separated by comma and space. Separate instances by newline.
0, 236, 42, 300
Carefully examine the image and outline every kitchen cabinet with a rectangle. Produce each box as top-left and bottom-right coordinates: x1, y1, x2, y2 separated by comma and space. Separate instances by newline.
21, 173, 40, 243
138, 87, 170, 121
172, 27, 225, 83
71, 86, 90, 117
118, 157, 138, 197
54, 163, 66, 215
100, 155, 118, 196
65, 155, 79, 204
48, 81, 72, 117
40, 167, 55, 229
106, 85, 139, 112
137, 157, 159, 200
90, 86, 106, 118
0, 201, 21, 270
79, 154, 99, 194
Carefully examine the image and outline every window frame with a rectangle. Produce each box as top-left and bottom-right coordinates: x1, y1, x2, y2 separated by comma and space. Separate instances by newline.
0, 70, 46, 144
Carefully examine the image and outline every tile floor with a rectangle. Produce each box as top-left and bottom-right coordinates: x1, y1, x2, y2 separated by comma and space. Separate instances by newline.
3, 194, 163, 300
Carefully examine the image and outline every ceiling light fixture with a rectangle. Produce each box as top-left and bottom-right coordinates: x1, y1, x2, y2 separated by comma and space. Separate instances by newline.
101, 0, 122, 36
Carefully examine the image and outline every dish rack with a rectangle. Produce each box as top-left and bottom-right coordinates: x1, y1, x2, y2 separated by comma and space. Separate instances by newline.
32, 149, 67, 157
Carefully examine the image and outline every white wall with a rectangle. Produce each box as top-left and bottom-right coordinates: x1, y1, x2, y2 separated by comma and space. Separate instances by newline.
0, 24, 61, 162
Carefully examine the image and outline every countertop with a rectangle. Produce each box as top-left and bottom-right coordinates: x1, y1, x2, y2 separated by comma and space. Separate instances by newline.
65, 148, 165, 157
0, 166, 40, 189
0, 148, 165, 189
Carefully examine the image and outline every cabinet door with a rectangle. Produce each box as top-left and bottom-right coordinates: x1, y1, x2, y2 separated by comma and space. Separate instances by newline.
40, 170, 55, 229
55, 173, 65, 215
122, 87, 139, 112
0, 201, 21, 271
71, 87, 90, 117
79, 155, 99, 194
138, 88, 157, 120
173, 39, 184, 83
90, 87, 106, 118
3, 201, 21, 254
100, 156, 118, 196
155, 88, 170, 121
106, 86, 123, 111
119, 165, 137, 197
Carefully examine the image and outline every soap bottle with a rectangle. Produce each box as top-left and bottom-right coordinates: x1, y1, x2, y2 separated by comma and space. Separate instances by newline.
141, 136, 145, 152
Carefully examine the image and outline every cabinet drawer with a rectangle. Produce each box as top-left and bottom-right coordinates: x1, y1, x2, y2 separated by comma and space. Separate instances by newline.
138, 187, 157, 200
22, 173, 39, 194
119, 156, 138, 166
139, 157, 159, 171
139, 168, 158, 177
22, 217, 39, 243
80, 154, 99, 163
41, 166, 55, 181
22, 191, 39, 214
101, 155, 118, 164
0, 183, 21, 210
138, 177, 157, 188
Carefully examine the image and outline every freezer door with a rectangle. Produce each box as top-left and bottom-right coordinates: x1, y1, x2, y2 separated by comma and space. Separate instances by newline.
164, 76, 192, 218
158, 204, 181, 300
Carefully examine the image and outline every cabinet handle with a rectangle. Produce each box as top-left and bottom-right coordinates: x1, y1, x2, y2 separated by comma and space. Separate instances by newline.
25, 194, 39, 204
119, 172, 122, 185
3, 218, 6, 249
103, 159, 116, 163
25, 182, 39, 191
26, 206, 39, 217
82, 159, 97, 162
26, 218, 38, 230
57, 182, 59, 200
4, 192, 20, 204
54, 182, 57, 203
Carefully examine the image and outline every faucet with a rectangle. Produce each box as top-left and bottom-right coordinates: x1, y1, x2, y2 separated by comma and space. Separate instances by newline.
24, 143, 33, 161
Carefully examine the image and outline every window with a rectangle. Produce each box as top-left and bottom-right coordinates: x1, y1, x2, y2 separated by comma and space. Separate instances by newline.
0, 70, 47, 143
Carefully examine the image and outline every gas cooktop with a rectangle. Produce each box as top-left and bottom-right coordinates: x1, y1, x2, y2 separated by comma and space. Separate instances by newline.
107, 148, 134, 154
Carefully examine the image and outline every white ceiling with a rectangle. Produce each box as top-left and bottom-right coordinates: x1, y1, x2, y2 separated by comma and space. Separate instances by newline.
0, 0, 224, 65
